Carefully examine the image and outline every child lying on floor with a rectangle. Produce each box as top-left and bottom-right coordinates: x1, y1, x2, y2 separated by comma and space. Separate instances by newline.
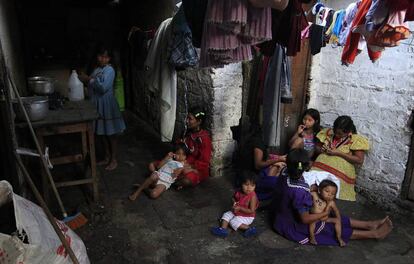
309, 179, 345, 246
128, 143, 190, 201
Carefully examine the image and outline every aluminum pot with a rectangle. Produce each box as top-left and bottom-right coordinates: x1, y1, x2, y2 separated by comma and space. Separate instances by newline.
13, 96, 49, 122
28, 76, 55, 95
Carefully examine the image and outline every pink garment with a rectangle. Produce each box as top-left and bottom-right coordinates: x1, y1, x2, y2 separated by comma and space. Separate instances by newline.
369, 9, 411, 47
200, 0, 272, 67
301, 23, 312, 40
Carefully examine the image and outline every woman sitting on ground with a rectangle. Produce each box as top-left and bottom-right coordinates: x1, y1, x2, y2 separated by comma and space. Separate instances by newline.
273, 148, 392, 246
237, 123, 286, 201
149, 106, 212, 189
304, 115, 369, 201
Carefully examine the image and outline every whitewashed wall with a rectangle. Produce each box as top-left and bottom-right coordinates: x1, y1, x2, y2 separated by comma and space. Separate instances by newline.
210, 63, 243, 177
309, 0, 414, 205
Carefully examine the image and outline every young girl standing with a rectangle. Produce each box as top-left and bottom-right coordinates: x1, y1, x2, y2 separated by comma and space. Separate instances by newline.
211, 171, 259, 238
289, 108, 321, 159
79, 45, 126, 171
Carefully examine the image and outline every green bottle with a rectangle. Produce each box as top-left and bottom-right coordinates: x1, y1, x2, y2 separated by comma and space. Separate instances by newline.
114, 69, 125, 112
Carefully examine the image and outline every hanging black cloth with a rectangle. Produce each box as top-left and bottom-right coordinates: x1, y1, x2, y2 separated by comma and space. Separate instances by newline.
182, 0, 208, 48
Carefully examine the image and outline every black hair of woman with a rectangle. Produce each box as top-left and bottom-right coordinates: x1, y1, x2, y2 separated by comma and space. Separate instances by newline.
318, 179, 338, 192
287, 148, 310, 180
188, 106, 207, 124
302, 108, 321, 135
239, 170, 257, 185
333, 116, 357, 134
174, 142, 191, 156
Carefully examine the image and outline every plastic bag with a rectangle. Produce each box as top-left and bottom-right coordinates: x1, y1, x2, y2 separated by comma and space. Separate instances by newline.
0, 181, 90, 264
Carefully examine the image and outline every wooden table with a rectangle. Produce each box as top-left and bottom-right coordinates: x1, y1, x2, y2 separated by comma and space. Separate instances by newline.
16, 100, 100, 202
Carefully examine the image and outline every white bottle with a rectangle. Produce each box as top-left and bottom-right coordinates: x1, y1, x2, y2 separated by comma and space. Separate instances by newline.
68, 70, 84, 101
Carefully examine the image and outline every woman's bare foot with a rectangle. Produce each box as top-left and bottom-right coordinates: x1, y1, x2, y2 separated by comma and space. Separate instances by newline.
368, 216, 389, 230
375, 218, 393, 240
105, 160, 118, 171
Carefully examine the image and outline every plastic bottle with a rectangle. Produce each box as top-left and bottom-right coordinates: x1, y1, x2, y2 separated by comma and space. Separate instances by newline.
114, 69, 125, 111
68, 70, 84, 101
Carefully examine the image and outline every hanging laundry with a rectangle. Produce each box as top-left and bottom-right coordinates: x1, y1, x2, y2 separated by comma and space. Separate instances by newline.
386, 0, 414, 22
309, 6, 332, 55
144, 18, 177, 142
323, 9, 336, 43
258, 0, 309, 57
200, 0, 272, 68
301, 22, 312, 40
369, 9, 411, 47
339, 1, 361, 47
263, 44, 290, 147
182, 0, 208, 48
249, 0, 289, 11
341, 0, 382, 65
280, 54, 292, 104
127, 27, 154, 70
168, 6, 198, 69
329, 10, 346, 45
365, 0, 388, 32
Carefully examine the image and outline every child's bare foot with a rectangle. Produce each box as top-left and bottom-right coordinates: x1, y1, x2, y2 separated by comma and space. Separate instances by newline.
309, 237, 317, 245
105, 160, 118, 171
369, 216, 389, 230
338, 238, 346, 247
375, 218, 393, 240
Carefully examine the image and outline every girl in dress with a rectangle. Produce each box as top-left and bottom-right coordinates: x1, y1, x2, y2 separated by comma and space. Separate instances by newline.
289, 108, 321, 159
79, 45, 126, 171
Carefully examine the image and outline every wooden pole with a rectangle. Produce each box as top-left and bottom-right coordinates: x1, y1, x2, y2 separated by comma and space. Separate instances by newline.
15, 153, 80, 264
7, 68, 69, 218
0, 28, 79, 264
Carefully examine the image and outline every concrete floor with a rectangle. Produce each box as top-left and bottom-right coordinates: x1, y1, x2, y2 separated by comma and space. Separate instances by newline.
74, 117, 414, 264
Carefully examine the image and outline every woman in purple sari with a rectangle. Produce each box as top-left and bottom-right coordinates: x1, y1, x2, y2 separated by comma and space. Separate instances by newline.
273, 149, 392, 246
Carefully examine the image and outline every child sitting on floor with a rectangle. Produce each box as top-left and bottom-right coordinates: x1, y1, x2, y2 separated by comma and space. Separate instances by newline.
129, 143, 190, 201
309, 179, 345, 246
211, 171, 259, 238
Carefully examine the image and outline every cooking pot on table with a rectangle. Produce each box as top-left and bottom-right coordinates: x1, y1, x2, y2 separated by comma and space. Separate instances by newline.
28, 76, 55, 95
13, 96, 49, 122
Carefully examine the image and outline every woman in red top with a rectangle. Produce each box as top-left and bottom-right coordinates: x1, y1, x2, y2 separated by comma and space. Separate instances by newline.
176, 106, 212, 188
149, 106, 212, 189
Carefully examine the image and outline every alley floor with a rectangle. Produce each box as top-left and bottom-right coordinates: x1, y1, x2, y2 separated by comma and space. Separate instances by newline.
73, 115, 414, 264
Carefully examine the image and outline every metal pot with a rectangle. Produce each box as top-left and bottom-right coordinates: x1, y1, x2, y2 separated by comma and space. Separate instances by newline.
13, 96, 49, 122
28, 76, 55, 95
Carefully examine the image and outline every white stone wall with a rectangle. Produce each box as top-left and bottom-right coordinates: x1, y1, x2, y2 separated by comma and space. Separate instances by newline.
210, 63, 243, 177
309, 0, 414, 204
